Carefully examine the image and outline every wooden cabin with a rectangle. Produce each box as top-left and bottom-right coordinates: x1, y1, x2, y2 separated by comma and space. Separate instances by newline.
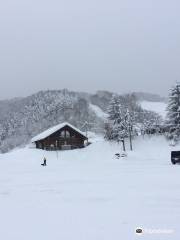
31, 122, 88, 150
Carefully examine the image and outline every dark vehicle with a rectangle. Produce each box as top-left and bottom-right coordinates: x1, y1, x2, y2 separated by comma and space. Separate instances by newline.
136, 228, 143, 234
171, 151, 180, 164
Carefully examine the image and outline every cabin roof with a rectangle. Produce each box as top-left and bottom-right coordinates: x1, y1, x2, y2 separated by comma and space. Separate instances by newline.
31, 122, 87, 142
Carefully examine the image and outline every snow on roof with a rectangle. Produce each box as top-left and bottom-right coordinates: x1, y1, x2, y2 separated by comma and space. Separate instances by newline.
31, 122, 87, 142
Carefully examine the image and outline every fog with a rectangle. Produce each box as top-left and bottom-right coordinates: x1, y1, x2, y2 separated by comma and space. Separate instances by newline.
0, 0, 180, 99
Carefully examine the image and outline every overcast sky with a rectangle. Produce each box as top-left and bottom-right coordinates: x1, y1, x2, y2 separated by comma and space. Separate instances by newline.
0, 0, 180, 99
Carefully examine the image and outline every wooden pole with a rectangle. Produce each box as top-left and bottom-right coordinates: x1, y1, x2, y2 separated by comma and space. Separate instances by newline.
56, 140, 58, 160
122, 139, 126, 152
129, 125, 133, 151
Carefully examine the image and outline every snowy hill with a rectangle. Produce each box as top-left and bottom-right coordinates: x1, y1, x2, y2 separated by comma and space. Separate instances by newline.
0, 135, 179, 239
133, 92, 167, 102
0, 89, 166, 153
89, 104, 108, 120
0, 90, 110, 153
140, 101, 167, 119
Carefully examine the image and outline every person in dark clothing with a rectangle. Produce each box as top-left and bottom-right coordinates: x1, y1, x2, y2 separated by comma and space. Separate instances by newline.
41, 157, 47, 166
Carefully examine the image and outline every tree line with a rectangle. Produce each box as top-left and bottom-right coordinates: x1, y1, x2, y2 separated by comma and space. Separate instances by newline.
105, 83, 180, 150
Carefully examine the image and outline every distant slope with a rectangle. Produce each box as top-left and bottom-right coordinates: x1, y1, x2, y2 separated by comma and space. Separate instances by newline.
140, 101, 167, 119
133, 92, 167, 102
89, 104, 108, 120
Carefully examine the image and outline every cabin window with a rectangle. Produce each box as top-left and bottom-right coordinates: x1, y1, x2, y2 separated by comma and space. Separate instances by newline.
66, 131, 70, 138
60, 130, 66, 138
60, 130, 70, 138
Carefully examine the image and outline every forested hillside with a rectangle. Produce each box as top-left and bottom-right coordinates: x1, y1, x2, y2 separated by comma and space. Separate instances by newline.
0, 89, 163, 153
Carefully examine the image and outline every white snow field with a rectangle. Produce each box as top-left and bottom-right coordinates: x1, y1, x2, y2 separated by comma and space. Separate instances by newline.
140, 101, 167, 119
0, 135, 180, 240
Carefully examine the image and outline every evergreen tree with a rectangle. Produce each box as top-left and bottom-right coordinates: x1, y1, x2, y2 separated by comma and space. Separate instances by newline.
166, 83, 180, 141
106, 95, 129, 142
107, 94, 121, 121
141, 110, 162, 135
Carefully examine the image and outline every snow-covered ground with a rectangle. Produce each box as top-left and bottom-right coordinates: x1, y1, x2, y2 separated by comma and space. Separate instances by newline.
0, 135, 180, 239
140, 101, 167, 119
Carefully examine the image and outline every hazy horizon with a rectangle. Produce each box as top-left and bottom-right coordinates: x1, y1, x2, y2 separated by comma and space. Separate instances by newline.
0, 88, 168, 102
0, 0, 179, 100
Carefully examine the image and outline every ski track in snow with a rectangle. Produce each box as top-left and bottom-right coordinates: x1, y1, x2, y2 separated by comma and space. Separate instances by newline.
0, 135, 180, 239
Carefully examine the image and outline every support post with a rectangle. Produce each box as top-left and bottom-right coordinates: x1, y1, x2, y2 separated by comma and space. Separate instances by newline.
122, 139, 126, 152
129, 125, 133, 151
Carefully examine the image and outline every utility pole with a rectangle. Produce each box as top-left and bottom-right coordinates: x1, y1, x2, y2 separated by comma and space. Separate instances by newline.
126, 109, 133, 151
129, 124, 133, 151
121, 139, 126, 152
56, 140, 59, 160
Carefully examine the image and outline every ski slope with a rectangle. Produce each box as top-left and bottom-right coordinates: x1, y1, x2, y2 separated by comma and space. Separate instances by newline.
89, 104, 108, 120
140, 101, 167, 119
0, 135, 180, 239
